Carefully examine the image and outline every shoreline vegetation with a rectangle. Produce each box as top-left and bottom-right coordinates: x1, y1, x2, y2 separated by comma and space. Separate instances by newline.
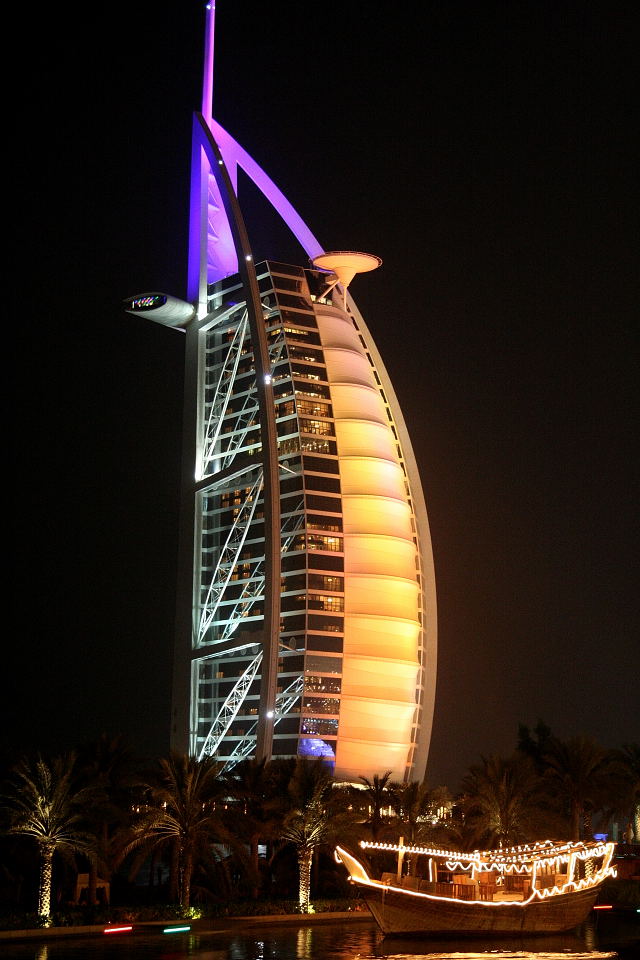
0, 860, 637, 936
0, 900, 372, 938
1, 883, 638, 939
1, 728, 638, 933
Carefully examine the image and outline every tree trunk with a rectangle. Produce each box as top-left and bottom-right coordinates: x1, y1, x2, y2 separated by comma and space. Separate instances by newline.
38, 844, 54, 924
571, 800, 582, 841
169, 842, 179, 902
372, 812, 381, 841
182, 850, 193, 908
250, 834, 260, 899
298, 848, 313, 913
148, 848, 160, 890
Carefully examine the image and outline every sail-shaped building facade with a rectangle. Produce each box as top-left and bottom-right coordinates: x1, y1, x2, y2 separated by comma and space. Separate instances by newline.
125, 7, 437, 782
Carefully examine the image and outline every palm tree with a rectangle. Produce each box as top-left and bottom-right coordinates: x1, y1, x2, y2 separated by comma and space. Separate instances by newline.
517, 720, 554, 773
542, 736, 613, 840
281, 758, 350, 913
389, 780, 430, 843
1, 753, 96, 923
221, 756, 287, 899
621, 743, 640, 841
461, 753, 543, 847
357, 771, 393, 841
76, 734, 136, 905
124, 752, 230, 908
609, 742, 640, 842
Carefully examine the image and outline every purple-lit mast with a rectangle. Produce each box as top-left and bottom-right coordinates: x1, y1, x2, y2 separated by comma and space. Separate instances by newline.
188, 3, 323, 314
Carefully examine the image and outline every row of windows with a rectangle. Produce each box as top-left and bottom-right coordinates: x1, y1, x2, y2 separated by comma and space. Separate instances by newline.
295, 382, 330, 400
305, 654, 342, 674
301, 717, 338, 736
260, 273, 303, 294
309, 594, 344, 612
299, 417, 334, 436
290, 363, 326, 382
279, 307, 317, 329
277, 612, 344, 634
198, 686, 342, 714
308, 573, 343, 592
281, 552, 344, 575
308, 614, 343, 633
305, 475, 340, 494
305, 675, 341, 694
201, 656, 319, 684
289, 533, 343, 553
307, 514, 342, 532
282, 573, 344, 593
288, 344, 324, 364
303, 456, 339, 475
303, 696, 340, 715
280, 594, 344, 614
307, 634, 343, 652
306, 496, 342, 516
276, 401, 334, 425
277, 436, 338, 457
202, 654, 304, 682
202, 513, 344, 572
283, 326, 321, 346
276, 292, 313, 311
219, 487, 253, 508
296, 399, 331, 418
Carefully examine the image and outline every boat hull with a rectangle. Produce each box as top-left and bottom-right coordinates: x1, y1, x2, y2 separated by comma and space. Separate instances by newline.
361, 884, 599, 937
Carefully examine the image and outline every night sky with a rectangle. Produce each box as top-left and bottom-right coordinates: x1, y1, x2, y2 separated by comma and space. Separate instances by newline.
6, 2, 637, 790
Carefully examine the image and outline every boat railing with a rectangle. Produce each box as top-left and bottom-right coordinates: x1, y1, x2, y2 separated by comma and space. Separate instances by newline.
356, 839, 615, 905
379, 872, 534, 902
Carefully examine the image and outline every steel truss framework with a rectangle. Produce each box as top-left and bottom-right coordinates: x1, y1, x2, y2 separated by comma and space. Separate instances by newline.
190, 286, 311, 769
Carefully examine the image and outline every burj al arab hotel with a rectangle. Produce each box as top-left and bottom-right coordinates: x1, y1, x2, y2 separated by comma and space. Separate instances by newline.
125, 5, 437, 783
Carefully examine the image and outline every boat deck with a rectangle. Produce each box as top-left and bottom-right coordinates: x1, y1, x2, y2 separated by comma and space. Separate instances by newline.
380, 872, 540, 902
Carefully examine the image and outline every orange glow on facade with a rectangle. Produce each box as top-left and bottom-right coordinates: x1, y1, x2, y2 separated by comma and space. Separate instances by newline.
317, 301, 427, 780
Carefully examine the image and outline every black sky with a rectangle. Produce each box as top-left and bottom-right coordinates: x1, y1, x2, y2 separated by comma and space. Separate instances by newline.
6, 2, 638, 789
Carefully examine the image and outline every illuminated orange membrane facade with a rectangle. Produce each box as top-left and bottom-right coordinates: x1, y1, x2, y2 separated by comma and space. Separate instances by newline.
317, 299, 432, 780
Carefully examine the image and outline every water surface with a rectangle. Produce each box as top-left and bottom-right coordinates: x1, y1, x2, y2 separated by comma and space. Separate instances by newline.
2, 915, 638, 960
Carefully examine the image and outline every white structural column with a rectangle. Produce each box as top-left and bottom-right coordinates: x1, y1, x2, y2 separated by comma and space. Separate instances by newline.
316, 303, 421, 781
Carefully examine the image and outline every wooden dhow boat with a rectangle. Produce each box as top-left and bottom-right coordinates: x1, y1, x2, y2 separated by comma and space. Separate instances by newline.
335, 838, 616, 937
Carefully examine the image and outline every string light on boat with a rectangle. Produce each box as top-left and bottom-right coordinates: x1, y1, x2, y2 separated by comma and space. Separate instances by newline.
359, 839, 612, 866
338, 840, 617, 919
337, 844, 616, 909
355, 840, 616, 902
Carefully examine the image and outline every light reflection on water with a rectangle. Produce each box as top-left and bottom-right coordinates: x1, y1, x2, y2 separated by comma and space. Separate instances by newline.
1, 917, 637, 960
372, 953, 617, 959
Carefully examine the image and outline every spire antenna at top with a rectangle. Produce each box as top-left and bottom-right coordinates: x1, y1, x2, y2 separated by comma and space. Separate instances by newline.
202, 2, 216, 122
